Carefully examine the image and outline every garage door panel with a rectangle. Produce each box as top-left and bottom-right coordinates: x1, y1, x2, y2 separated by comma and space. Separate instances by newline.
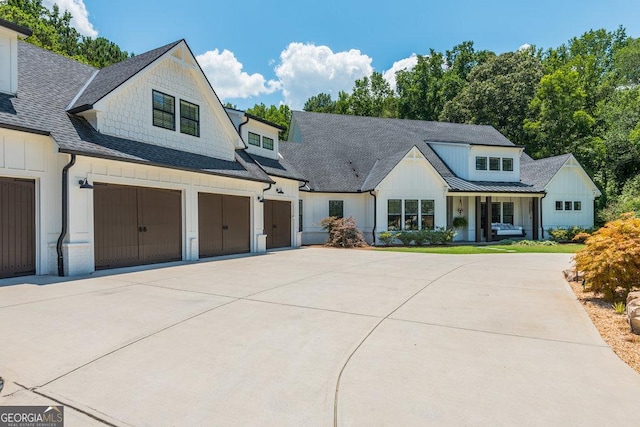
265, 200, 291, 249
139, 188, 182, 263
198, 193, 223, 257
94, 184, 139, 269
0, 178, 35, 278
222, 195, 250, 255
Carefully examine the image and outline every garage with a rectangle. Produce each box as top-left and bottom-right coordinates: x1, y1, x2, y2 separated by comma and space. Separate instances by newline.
264, 200, 291, 249
0, 177, 36, 278
198, 193, 250, 257
93, 183, 182, 270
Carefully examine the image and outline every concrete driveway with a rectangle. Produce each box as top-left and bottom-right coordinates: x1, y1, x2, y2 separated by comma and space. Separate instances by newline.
1, 248, 638, 426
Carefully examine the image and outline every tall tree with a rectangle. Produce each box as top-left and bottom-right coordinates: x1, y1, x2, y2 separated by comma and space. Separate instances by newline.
303, 93, 336, 113
246, 103, 291, 140
349, 72, 396, 117
440, 50, 543, 145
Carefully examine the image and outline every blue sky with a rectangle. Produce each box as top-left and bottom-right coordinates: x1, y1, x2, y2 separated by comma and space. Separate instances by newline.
45, 0, 640, 110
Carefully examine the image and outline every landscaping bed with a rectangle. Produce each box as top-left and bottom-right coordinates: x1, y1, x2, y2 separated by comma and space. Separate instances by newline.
566, 278, 640, 375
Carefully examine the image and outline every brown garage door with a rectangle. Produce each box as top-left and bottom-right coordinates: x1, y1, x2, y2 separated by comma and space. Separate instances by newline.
198, 193, 250, 257
1, 177, 35, 278
94, 183, 181, 269
264, 200, 291, 249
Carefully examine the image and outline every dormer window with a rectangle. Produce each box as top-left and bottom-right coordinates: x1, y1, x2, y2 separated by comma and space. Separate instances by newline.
152, 90, 175, 130
489, 157, 500, 171
248, 132, 261, 146
180, 100, 199, 137
475, 157, 487, 170
262, 136, 274, 150
502, 158, 514, 171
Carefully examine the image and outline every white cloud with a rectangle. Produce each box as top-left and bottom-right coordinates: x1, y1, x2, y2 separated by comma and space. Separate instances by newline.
274, 43, 373, 109
518, 43, 532, 51
196, 49, 280, 100
382, 54, 418, 91
42, 0, 98, 37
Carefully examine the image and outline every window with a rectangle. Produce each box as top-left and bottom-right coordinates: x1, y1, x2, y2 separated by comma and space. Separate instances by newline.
248, 132, 260, 146
475, 156, 487, 170
555, 201, 563, 210
565, 201, 573, 211
421, 200, 435, 230
502, 158, 514, 171
262, 136, 274, 150
491, 202, 501, 224
179, 100, 199, 137
299, 199, 303, 232
574, 201, 582, 211
489, 157, 500, 171
329, 200, 343, 218
388, 199, 401, 231
503, 202, 514, 225
404, 200, 419, 230
152, 90, 175, 130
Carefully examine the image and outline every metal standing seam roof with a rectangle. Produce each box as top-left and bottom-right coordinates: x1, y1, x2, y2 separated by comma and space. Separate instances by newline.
0, 41, 273, 183
280, 111, 556, 193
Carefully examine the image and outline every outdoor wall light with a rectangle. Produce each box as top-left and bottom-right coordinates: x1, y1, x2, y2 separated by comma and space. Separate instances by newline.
257, 195, 264, 203
276, 188, 284, 194
78, 178, 93, 189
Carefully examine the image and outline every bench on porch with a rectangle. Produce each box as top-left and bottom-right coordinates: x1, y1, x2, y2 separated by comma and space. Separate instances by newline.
491, 223, 525, 238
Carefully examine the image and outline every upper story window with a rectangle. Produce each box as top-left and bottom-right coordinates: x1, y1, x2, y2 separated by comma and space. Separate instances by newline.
574, 201, 582, 210
556, 201, 563, 210
248, 132, 261, 146
152, 90, 175, 130
329, 200, 344, 218
564, 201, 573, 211
475, 156, 487, 170
489, 157, 500, 171
263, 136, 274, 150
180, 100, 200, 137
502, 158, 514, 171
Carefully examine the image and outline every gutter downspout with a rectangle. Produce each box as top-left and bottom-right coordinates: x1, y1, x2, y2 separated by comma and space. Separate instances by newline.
238, 115, 250, 149
539, 192, 547, 239
57, 154, 76, 276
369, 190, 377, 245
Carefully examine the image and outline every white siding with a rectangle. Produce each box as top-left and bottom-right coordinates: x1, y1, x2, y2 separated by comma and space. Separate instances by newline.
468, 145, 521, 182
97, 56, 237, 161
429, 143, 470, 179
376, 148, 448, 236
0, 128, 61, 276
543, 160, 598, 231
299, 193, 373, 245
0, 28, 18, 95
243, 120, 279, 160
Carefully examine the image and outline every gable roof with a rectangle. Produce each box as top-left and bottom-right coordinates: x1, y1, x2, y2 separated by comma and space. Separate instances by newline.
0, 17, 33, 36
0, 41, 271, 183
67, 40, 182, 113
281, 111, 534, 193
519, 153, 572, 190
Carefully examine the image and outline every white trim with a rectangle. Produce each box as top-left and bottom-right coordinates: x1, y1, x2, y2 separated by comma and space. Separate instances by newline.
66, 69, 99, 110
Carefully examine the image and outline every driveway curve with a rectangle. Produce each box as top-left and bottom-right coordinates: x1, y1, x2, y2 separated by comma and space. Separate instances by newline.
0, 248, 638, 426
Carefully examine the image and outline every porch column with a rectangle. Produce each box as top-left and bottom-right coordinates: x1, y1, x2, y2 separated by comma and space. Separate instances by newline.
532, 197, 539, 240
475, 196, 481, 242
486, 196, 492, 243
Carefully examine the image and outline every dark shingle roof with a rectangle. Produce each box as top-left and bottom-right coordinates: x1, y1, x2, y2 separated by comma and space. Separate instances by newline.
68, 40, 182, 113
0, 18, 33, 36
520, 153, 571, 189
0, 41, 270, 183
248, 153, 306, 182
281, 111, 530, 193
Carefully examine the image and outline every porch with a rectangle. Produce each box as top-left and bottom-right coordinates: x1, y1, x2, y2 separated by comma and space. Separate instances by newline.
446, 194, 544, 242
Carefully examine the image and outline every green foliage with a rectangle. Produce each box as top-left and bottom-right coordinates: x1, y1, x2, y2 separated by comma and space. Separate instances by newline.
497, 239, 515, 245
599, 174, 640, 223
378, 231, 398, 246
513, 239, 557, 246
612, 301, 626, 315
245, 103, 291, 140
319, 216, 367, 248
548, 226, 593, 243
391, 228, 456, 246
452, 216, 468, 229
396, 231, 415, 246
574, 213, 640, 301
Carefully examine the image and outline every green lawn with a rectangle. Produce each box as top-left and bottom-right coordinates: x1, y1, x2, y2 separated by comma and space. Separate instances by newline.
377, 244, 585, 254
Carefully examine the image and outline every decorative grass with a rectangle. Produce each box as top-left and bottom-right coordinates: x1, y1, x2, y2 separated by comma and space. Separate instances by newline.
377, 243, 585, 254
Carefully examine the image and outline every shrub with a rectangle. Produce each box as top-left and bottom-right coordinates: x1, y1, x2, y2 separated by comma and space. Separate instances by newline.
396, 231, 416, 246
574, 213, 640, 301
378, 231, 398, 246
512, 239, 557, 246
548, 226, 593, 243
428, 227, 457, 245
412, 229, 430, 246
497, 239, 515, 245
319, 216, 367, 248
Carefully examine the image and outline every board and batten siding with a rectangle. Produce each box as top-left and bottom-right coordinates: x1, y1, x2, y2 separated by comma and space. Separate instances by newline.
429, 143, 470, 179
542, 161, 598, 230
468, 145, 521, 182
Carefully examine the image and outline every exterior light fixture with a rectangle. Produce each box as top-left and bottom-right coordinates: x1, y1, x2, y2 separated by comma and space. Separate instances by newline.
78, 178, 93, 189
276, 188, 284, 194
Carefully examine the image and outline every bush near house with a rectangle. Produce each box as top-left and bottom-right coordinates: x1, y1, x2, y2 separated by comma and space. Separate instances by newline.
378, 231, 398, 246
390, 228, 457, 246
574, 213, 640, 301
320, 216, 368, 248
548, 226, 594, 243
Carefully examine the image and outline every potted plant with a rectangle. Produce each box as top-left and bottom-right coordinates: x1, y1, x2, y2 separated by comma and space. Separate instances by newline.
452, 216, 468, 229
